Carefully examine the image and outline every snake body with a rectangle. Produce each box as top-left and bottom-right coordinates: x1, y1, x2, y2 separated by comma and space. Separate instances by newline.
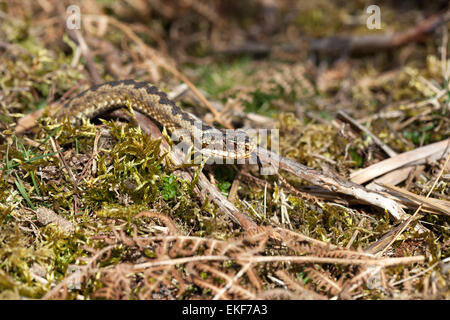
60, 80, 255, 159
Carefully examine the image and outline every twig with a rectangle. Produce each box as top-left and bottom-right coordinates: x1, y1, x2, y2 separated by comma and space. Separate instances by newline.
379, 183, 450, 217
213, 262, 252, 300
311, 10, 450, 55
56, 3, 102, 85
345, 218, 365, 249
254, 254, 423, 267
256, 147, 408, 221
391, 261, 440, 286
375, 152, 450, 256
77, 128, 103, 182
337, 110, 397, 158
133, 255, 229, 271
132, 252, 424, 271
227, 177, 240, 204
350, 138, 450, 184
49, 137, 77, 187
49, 137, 79, 216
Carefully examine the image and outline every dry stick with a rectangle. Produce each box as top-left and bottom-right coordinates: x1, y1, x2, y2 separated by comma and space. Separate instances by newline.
366, 166, 416, 192
243, 173, 365, 207
213, 262, 252, 300
77, 128, 103, 182
273, 227, 339, 250
49, 141, 76, 184
227, 178, 240, 204
101, 15, 232, 129
442, 26, 450, 82
379, 183, 450, 217
67, 29, 102, 85
391, 261, 440, 286
132, 253, 424, 271
337, 111, 397, 158
56, 3, 101, 85
340, 265, 383, 297
256, 147, 408, 221
85, 37, 133, 80
345, 218, 366, 250
195, 169, 257, 230
311, 10, 450, 55
49, 137, 79, 216
219, 11, 450, 58
183, 0, 227, 27
164, 64, 233, 128
350, 138, 450, 185
277, 170, 318, 202
214, 43, 300, 57
135, 211, 181, 235
133, 255, 229, 271
100, 232, 341, 254
375, 152, 450, 257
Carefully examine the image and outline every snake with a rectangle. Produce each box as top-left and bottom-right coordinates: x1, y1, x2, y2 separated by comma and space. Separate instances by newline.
59, 80, 256, 160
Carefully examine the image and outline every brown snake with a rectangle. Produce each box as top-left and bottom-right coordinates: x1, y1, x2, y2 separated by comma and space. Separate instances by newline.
59, 80, 256, 159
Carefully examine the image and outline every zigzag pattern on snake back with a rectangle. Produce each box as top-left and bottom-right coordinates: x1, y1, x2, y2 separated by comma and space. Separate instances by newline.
58, 80, 256, 159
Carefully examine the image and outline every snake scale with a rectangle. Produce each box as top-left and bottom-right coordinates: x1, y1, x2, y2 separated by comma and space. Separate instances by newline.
59, 80, 256, 159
